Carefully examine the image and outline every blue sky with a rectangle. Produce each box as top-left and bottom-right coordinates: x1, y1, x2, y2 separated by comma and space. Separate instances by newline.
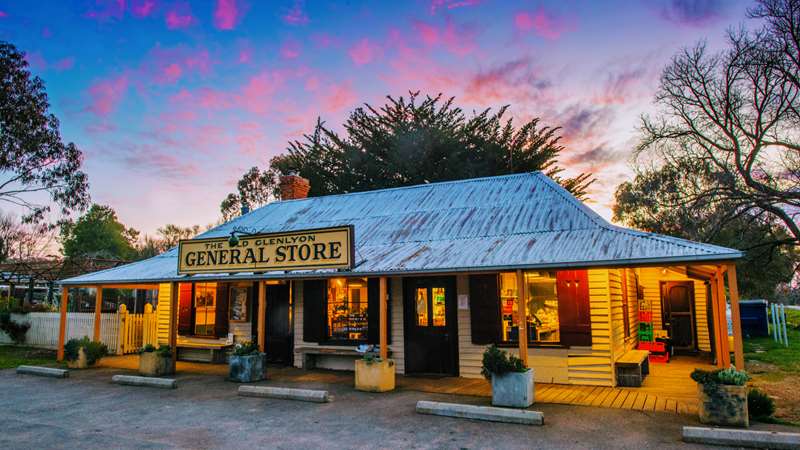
0, 0, 753, 235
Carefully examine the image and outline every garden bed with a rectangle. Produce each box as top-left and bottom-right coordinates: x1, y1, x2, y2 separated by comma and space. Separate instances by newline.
0, 345, 58, 369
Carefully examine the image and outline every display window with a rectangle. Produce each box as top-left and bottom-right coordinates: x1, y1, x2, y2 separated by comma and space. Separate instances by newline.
499, 271, 560, 344
327, 277, 368, 342
194, 283, 217, 336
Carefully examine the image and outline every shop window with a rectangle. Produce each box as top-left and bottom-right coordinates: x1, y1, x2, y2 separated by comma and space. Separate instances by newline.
432, 287, 446, 326
415, 288, 428, 326
327, 277, 368, 342
499, 271, 560, 344
194, 283, 217, 336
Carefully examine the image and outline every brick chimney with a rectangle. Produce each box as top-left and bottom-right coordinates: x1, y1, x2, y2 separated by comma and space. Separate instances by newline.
279, 173, 310, 200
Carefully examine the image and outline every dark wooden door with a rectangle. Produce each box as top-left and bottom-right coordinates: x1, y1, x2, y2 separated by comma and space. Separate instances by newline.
661, 281, 696, 351
265, 284, 293, 364
403, 276, 458, 376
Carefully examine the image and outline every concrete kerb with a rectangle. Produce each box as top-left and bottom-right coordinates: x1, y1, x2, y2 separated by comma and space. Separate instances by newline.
111, 374, 177, 389
16, 366, 69, 378
416, 400, 544, 426
238, 385, 330, 403
683, 426, 800, 449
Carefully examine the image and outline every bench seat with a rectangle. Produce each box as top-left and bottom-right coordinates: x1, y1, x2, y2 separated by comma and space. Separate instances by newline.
615, 349, 650, 387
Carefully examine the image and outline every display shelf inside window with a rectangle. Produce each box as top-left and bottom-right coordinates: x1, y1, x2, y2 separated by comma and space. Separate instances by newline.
327, 278, 368, 342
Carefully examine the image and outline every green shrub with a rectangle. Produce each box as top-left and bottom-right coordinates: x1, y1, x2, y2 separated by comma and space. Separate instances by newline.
691, 366, 749, 386
748, 388, 776, 421
64, 337, 108, 365
232, 340, 259, 356
0, 313, 30, 344
139, 344, 156, 353
481, 345, 527, 380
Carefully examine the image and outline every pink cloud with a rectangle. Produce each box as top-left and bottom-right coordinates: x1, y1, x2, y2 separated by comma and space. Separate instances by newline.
305, 75, 320, 92
238, 70, 286, 114
53, 57, 76, 71
322, 82, 356, 112
165, 3, 194, 29
236, 121, 266, 155
348, 38, 380, 66
514, 7, 575, 40
412, 18, 477, 56
144, 45, 212, 84
86, 74, 129, 117
131, 0, 156, 17
280, 39, 301, 59
429, 0, 481, 15
311, 33, 340, 49
0, 11, 7, 18
84, 0, 126, 21
238, 48, 252, 63
282, 0, 308, 25
214, 0, 243, 30
24, 52, 47, 71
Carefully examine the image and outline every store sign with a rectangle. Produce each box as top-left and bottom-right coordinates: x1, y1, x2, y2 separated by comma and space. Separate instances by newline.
177, 226, 354, 275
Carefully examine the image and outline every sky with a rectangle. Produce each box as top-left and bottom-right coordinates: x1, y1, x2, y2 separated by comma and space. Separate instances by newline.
0, 0, 755, 237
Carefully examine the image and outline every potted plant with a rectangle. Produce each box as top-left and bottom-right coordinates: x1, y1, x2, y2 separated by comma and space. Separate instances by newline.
482, 345, 534, 408
355, 349, 395, 392
138, 344, 174, 377
64, 337, 108, 369
692, 366, 750, 427
228, 341, 265, 383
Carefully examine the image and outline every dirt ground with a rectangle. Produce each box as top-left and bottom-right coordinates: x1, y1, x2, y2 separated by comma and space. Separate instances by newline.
747, 360, 800, 425
1, 366, 796, 450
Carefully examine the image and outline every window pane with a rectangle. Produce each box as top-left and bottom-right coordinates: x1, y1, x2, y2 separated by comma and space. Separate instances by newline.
327, 278, 368, 341
432, 287, 446, 326
525, 272, 559, 343
499, 272, 560, 343
194, 283, 217, 336
415, 288, 428, 326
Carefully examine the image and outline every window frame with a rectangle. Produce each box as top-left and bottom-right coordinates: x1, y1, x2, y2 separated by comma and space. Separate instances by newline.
324, 277, 369, 345
193, 282, 217, 337
496, 271, 566, 348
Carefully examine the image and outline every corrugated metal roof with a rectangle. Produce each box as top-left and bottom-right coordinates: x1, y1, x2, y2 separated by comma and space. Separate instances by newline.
61, 172, 742, 285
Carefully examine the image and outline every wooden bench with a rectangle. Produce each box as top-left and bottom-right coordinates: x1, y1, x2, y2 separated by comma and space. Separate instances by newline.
615, 350, 650, 387
177, 340, 233, 364
295, 346, 392, 369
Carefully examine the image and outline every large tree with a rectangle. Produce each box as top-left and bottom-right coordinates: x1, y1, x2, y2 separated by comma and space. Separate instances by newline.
614, 163, 799, 297
634, 0, 800, 250
0, 41, 89, 225
220, 167, 279, 221
222, 93, 593, 216
60, 204, 138, 260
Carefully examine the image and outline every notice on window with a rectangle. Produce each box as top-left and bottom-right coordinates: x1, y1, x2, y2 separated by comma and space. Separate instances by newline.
178, 226, 354, 274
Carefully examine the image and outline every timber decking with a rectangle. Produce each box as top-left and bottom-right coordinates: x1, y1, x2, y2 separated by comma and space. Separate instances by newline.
98, 354, 711, 416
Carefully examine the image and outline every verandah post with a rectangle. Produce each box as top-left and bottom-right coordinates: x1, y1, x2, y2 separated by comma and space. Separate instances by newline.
168, 281, 179, 370
379, 277, 388, 360
726, 264, 744, 370
515, 269, 528, 366
93, 286, 103, 341
257, 281, 266, 353
57, 286, 69, 361
714, 268, 731, 367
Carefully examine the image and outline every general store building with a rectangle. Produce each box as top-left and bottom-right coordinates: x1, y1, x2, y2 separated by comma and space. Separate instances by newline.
59, 172, 745, 386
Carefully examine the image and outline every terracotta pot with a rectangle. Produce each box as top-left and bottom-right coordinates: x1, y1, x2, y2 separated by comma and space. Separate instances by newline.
697, 383, 749, 427
355, 359, 395, 392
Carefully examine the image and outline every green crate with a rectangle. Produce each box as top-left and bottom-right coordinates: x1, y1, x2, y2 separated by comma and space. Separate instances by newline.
638, 330, 654, 342
639, 322, 653, 332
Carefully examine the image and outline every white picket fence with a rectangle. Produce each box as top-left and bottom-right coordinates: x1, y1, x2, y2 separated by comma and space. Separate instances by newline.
0, 308, 156, 354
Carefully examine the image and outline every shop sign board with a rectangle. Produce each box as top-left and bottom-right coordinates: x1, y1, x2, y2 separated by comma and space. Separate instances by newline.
178, 226, 354, 275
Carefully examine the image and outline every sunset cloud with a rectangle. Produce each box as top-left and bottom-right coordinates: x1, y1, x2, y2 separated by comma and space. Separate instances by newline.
429, 0, 482, 15
322, 82, 356, 112
514, 7, 575, 40
131, 0, 156, 18
165, 2, 194, 29
280, 39, 302, 59
282, 0, 308, 25
348, 38, 380, 65
654, 0, 726, 26
213, 0, 243, 30
84, 0, 126, 22
86, 74, 129, 117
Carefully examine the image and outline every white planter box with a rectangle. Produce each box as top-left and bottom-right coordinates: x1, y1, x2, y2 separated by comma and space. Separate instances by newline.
491, 369, 535, 408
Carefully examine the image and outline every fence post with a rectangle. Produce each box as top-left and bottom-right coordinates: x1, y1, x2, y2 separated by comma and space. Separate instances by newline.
781, 304, 789, 347
117, 304, 128, 354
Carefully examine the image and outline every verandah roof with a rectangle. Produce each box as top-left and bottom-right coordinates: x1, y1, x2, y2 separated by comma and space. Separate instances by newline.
60, 172, 742, 285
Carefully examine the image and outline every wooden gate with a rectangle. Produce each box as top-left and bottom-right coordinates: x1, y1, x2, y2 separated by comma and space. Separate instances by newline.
117, 304, 159, 354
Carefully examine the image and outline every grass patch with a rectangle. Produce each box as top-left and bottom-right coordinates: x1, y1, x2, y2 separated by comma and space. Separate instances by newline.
744, 309, 800, 372
0, 345, 60, 369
